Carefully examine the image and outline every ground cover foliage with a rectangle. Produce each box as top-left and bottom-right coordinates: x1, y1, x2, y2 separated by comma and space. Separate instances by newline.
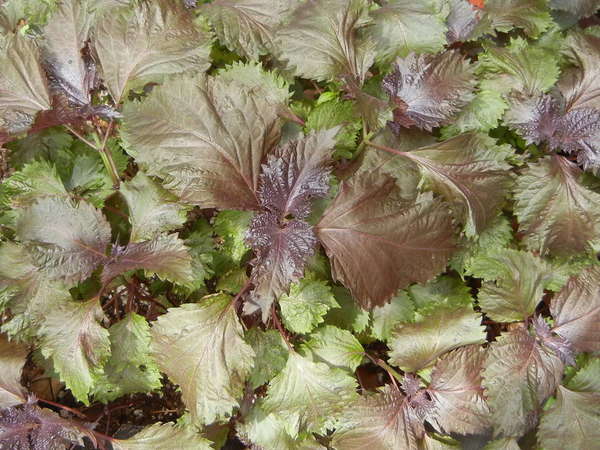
0, 0, 600, 448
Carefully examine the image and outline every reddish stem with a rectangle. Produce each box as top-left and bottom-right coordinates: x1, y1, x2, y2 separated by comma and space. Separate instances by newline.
271, 304, 293, 351
37, 398, 87, 419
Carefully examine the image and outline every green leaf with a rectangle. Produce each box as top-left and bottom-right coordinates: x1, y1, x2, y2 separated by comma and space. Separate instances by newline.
122, 74, 281, 210
483, 438, 521, 450
263, 351, 358, 434
202, 0, 292, 60
366, 0, 448, 61
184, 219, 215, 292
388, 304, 485, 372
120, 172, 189, 242
482, 326, 564, 438
371, 291, 414, 341
112, 422, 213, 450
408, 275, 472, 310
324, 286, 370, 334
513, 155, 600, 256
237, 402, 325, 450
92, 313, 161, 402
567, 357, 600, 392
537, 386, 600, 450
274, 0, 375, 83
93, 0, 213, 103
216, 61, 291, 105
151, 293, 255, 425
441, 89, 508, 137
472, 0, 552, 39
16, 197, 111, 284
0, 334, 27, 408
279, 277, 339, 334
300, 325, 364, 372
245, 328, 289, 390
469, 249, 556, 322
38, 298, 111, 404
213, 210, 252, 265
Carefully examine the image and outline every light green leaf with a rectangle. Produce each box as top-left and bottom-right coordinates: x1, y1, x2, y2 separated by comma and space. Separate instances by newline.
202, 0, 292, 60
122, 74, 281, 210
388, 304, 485, 372
441, 89, 508, 137
92, 313, 161, 402
214, 210, 252, 265
0, 334, 27, 408
513, 155, 600, 256
39, 298, 111, 404
151, 294, 255, 425
567, 357, 600, 392
17, 197, 111, 284
371, 291, 414, 341
113, 422, 213, 450
275, 0, 375, 83
482, 326, 563, 438
325, 286, 370, 334
263, 352, 358, 434
120, 172, 189, 242
184, 219, 215, 292
279, 277, 339, 334
367, 0, 448, 61
469, 249, 556, 322
216, 61, 291, 105
538, 386, 600, 450
93, 0, 212, 103
472, 0, 552, 38
301, 325, 364, 372
408, 275, 472, 311
246, 328, 289, 389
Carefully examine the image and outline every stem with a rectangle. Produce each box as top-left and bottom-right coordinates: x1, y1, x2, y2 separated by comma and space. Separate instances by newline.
37, 398, 87, 419
365, 140, 408, 157
271, 303, 293, 351
364, 353, 403, 388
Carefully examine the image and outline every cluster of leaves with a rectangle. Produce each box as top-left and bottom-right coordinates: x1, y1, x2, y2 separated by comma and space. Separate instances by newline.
1, 0, 600, 448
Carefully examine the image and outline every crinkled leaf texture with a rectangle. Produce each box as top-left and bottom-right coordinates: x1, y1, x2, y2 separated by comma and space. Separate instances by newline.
482, 326, 564, 438
471, 0, 552, 38
513, 155, 600, 256
93, 0, 213, 103
151, 294, 255, 426
316, 171, 455, 309
446, 0, 481, 43
122, 74, 281, 210
300, 325, 364, 372
0, 334, 27, 408
382, 50, 476, 132
112, 422, 212, 450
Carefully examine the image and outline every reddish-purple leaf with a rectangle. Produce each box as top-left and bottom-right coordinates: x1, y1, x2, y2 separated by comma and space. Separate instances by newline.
382, 50, 476, 132
447, 0, 481, 43
532, 315, 575, 366
316, 171, 455, 309
550, 267, 600, 354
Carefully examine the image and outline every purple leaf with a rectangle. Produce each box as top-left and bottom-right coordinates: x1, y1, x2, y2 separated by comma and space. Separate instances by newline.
532, 315, 575, 366
257, 129, 338, 220
447, 0, 481, 43
245, 212, 318, 318
382, 50, 476, 132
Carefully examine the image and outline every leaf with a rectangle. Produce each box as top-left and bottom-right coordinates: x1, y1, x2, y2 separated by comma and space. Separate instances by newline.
274, 0, 375, 84
300, 325, 364, 372
483, 438, 521, 450
446, 0, 481, 44
560, 31, 600, 112
0, 403, 91, 450
366, 0, 448, 61
38, 298, 111, 403
93, 0, 212, 103
279, 277, 339, 334
0, 160, 66, 210
17, 197, 111, 284
92, 313, 161, 402
389, 133, 513, 236
537, 386, 600, 450
324, 286, 370, 334
245, 328, 289, 389
151, 294, 255, 425
216, 61, 291, 105
407, 275, 472, 310
183, 219, 215, 291
0, 33, 51, 139
382, 51, 476, 132
331, 385, 424, 450
482, 326, 564, 438
202, 0, 292, 60
122, 74, 281, 210
258, 129, 338, 220
371, 291, 414, 341
112, 422, 213, 450
513, 155, 600, 256
245, 213, 317, 319
0, 334, 27, 408
120, 173, 189, 242
471, 0, 552, 38
567, 357, 600, 392
425, 346, 490, 435
469, 249, 555, 322
550, 267, 600, 353
550, 0, 600, 18
388, 304, 485, 372
214, 210, 252, 265
41, 0, 95, 108
441, 89, 508, 136
262, 351, 358, 434
316, 171, 455, 309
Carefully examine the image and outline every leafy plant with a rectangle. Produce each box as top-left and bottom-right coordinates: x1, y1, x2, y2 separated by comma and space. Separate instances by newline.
1, 0, 600, 448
